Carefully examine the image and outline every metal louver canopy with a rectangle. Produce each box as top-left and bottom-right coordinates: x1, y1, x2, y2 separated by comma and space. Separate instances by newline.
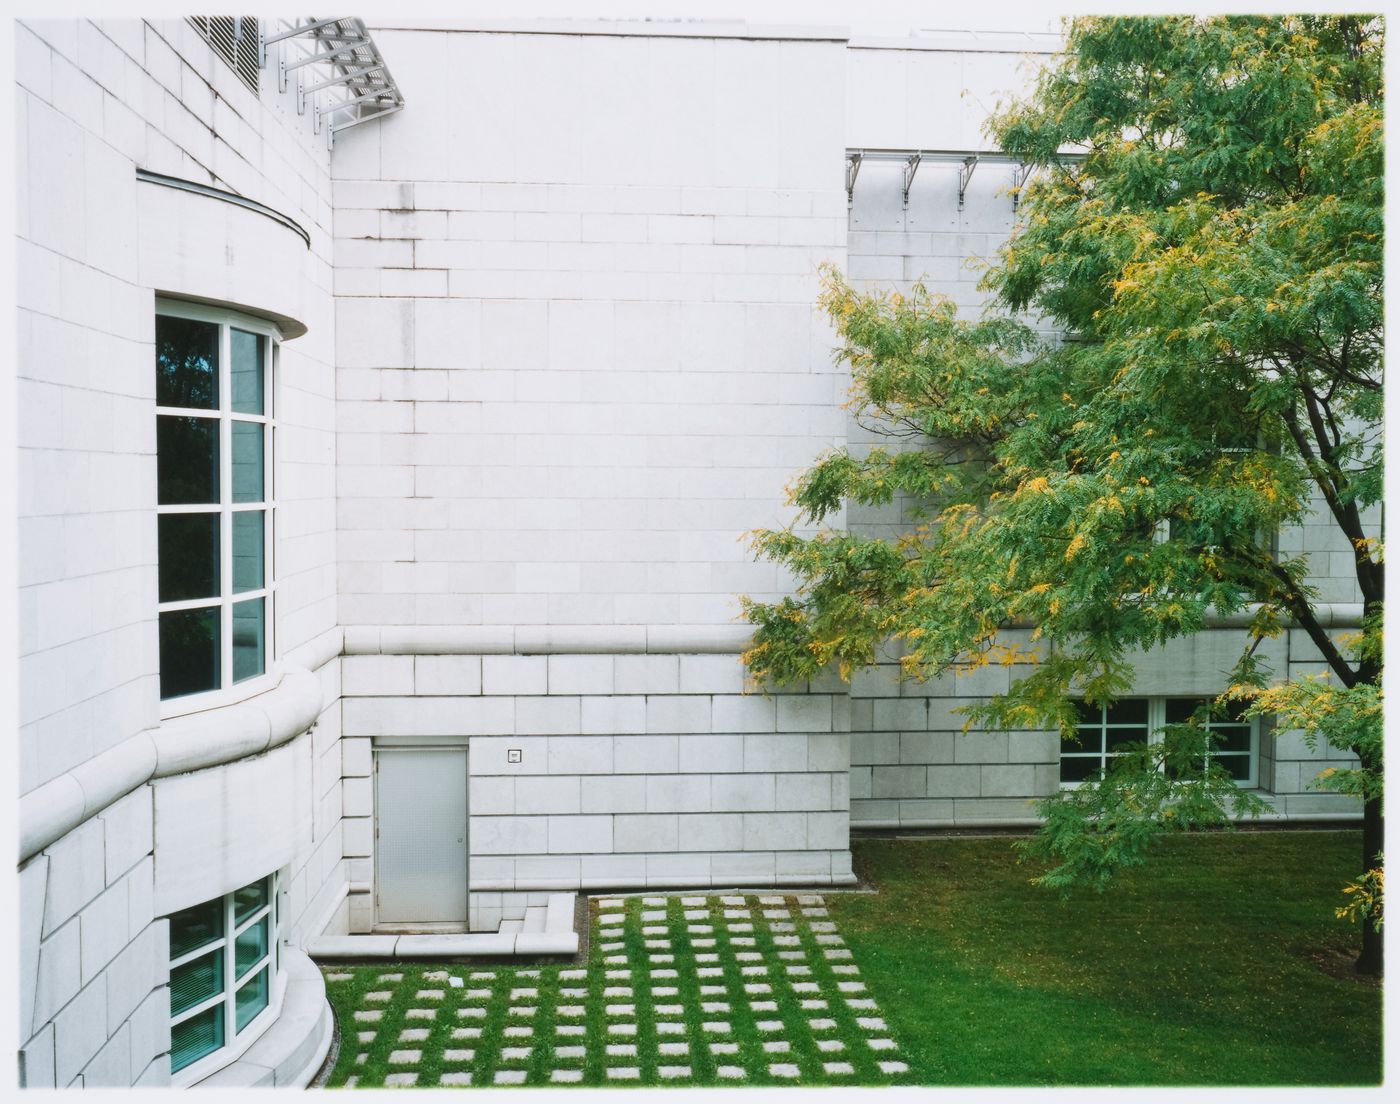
261, 16, 404, 148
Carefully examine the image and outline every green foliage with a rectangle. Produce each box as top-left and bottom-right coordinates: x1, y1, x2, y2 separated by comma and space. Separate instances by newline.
743, 16, 1383, 894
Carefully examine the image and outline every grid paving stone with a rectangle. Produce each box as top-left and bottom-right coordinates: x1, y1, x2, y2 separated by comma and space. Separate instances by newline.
330, 889, 906, 1091
354, 1054, 366, 1066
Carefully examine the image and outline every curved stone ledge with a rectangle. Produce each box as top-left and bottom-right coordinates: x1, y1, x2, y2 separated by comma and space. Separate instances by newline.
194, 947, 333, 1087
19, 667, 324, 862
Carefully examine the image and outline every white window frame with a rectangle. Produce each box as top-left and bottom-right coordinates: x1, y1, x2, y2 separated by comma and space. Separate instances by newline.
168, 874, 284, 1087
1060, 697, 1260, 789
155, 299, 279, 718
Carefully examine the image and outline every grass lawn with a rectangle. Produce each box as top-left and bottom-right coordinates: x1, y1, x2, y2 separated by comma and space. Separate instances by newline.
833, 829, 1381, 1085
318, 830, 1380, 1088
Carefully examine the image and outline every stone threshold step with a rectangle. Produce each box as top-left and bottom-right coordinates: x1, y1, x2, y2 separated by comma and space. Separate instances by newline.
310, 893, 578, 959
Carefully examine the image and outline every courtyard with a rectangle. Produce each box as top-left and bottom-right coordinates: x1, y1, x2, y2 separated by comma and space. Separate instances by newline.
320, 831, 1381, 1087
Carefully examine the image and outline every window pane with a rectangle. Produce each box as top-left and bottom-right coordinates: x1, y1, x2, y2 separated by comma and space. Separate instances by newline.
1061, 725, 1103, 754
230, 329, 265, 414
171, 1003, 224, 1073
232, 598, 265, 683
1105, 699, 1148, 725
235, 967, 270, 1033
1108, 728, 1148, 753
1212, 725, 1253, 754
1072, 700, 1100, 725
234, 878, 268, 926
232, 511, 264, 592
231, 421, 264, 502
170, 949, 223, 1016
235, 917, 268, 979
1060, 757, 1100, 783
1217, 754, 1252, 782
156, 316, 219, 410
157, 416, 219, 505
1165, 699, 1206, 725
170, 898, 224, 959
160, 606, 221, 700
158, 513, 220, 603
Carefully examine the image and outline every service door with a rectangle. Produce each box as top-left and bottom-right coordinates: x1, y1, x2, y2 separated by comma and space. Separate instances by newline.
374, 747, 468, 926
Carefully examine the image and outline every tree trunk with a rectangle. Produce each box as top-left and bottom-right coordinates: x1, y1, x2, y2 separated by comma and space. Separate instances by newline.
1355, 790, 1383, 977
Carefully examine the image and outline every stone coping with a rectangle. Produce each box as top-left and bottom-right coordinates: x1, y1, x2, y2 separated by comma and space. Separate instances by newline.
19, 666, 323, 862
195, 946, 333, 1087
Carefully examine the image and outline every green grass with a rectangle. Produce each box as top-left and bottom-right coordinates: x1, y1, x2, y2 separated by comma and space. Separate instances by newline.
321, 893, 909, 1088
830, 830, 1382, 1085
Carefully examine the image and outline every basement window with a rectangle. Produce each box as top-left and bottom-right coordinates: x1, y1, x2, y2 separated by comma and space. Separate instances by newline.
168, 874, 281, 1081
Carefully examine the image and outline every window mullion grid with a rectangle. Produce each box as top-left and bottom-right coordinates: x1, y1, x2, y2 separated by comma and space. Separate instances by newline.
170, 986, 227, 1029
223, 890, 237, 1050
219, 323, 234, 693
268, 348, 276, 664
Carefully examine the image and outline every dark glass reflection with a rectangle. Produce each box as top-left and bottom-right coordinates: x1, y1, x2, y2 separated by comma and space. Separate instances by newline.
160, 606, 220, 699
170, 898, 224, 959
232, 511, 264, 592
231, 421, 263, 502
1060, 757, 1100, 783
232, 598, 265, 683
157, 416, 219, 505
230, 329, 264, 415
171, 1003, 224, 1072
156, 315, 219, 410
158, 513, 220, 602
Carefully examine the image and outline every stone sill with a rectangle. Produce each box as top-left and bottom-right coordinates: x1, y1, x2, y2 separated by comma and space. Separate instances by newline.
194, 946, 333, 1087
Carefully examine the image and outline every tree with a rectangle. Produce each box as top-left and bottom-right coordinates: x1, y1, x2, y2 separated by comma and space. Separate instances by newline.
741, 16, 1383, 974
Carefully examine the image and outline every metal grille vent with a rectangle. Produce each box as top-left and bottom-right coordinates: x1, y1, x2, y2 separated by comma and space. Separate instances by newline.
188, 16, 261, 94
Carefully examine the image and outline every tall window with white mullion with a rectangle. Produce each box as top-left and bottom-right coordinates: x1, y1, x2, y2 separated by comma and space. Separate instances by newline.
168, 875, 278, 1077
156, 306, 275, 703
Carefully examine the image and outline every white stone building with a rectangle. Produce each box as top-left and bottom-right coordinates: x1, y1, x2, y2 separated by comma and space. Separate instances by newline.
14, 15, 1363, 1088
